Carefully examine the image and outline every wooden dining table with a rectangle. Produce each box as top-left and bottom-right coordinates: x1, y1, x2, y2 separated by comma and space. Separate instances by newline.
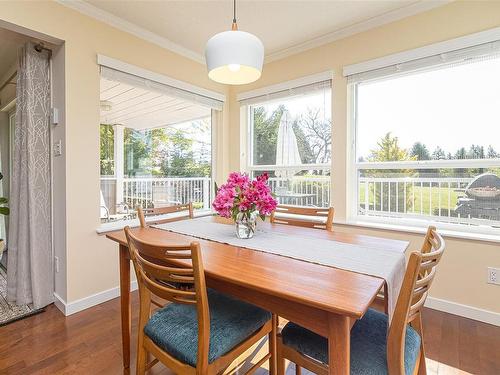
106, 217, 409, 374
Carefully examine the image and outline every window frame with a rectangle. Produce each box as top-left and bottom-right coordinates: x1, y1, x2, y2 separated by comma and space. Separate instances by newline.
245, 87, 333, 209
97, 57, 224, 231
347, 72, 500, 237
245, 85, 333, 173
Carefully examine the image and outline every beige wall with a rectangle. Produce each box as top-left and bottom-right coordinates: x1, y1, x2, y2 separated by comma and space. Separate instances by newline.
0, 1, 229, 303
229, 1, 500, 313
0, 0, 498, 315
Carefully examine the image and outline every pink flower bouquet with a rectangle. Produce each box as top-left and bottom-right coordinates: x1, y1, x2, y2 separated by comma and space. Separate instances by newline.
213, 172, 277, 223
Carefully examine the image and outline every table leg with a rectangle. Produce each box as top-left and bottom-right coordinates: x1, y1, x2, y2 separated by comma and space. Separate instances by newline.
328, 314, 350, 375
384, 283, 389, 314
119, 244, 131, 369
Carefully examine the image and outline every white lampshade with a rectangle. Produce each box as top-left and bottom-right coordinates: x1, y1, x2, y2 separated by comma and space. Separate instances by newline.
205, 30, 264, 85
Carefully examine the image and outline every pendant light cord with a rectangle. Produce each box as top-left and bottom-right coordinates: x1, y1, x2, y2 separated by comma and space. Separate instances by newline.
233, 0, 236, 23
231, 0, 238, 30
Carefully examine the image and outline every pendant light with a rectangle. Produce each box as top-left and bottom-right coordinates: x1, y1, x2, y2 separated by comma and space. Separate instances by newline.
205, 0, 264, 85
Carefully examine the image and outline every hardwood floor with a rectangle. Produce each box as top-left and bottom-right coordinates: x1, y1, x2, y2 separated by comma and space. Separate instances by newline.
0, 292, 498, 374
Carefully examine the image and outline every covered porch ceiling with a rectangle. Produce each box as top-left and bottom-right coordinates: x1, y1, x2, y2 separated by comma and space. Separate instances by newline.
100, 77, 211, 130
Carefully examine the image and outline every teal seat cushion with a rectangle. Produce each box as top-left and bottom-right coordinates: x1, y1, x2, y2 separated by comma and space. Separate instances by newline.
281, 308, 421, 375
144, 289, 271, 367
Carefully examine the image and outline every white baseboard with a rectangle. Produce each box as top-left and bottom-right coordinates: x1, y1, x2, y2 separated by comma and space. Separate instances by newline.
53, 286, 499, 326
53, 281, 138, 316
425, 297, 500, 326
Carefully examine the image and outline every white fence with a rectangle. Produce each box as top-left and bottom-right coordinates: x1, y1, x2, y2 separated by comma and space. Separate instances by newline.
101, 175, 500, 224
359, 176, 472, 217
101, 175, 332, 213
268, 176, 331, 207
101, 177, 212, 212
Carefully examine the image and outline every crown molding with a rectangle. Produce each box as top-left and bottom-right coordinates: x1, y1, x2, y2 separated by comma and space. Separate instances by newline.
56, 0, 205, 64
56, 0, 451, 67
264, 0, 452, 63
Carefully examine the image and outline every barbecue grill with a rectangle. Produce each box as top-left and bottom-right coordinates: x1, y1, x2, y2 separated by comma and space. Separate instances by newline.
455, 173, 500, 220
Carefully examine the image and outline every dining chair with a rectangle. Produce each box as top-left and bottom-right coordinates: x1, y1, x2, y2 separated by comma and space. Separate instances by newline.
124, 227, 277, 375
376, 226, 439, 314
270, 205, 334, 231
137, 202, 194, 227
277, 227, 445, 375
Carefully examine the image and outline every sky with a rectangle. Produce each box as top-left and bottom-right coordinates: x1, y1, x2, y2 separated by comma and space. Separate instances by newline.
356, 56, 500, 159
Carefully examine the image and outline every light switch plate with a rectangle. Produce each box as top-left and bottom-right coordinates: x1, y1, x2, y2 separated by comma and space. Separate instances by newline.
487, 267, 499, 285
54, 140, 62, 156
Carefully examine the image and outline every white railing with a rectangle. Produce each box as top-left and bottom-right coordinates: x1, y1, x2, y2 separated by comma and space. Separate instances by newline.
101, 175, 332, 213
101, 176, 212, 212
359, 176, 472, 218
268, 176, 331, 207
358, 176, 500, 227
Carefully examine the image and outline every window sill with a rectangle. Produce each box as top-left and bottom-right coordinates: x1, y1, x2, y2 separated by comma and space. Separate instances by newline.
96, 210, 214, 234
342, 217, 500, 244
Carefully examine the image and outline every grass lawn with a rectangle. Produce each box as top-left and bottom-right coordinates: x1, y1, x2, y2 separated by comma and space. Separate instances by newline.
359, 184, 465, 216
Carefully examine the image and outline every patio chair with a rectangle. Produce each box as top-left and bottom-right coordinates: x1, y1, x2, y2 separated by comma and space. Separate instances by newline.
100, 190, 131, 222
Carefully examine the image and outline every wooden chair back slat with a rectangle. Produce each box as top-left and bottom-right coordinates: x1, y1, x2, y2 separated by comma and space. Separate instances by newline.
420, 226, 436, 253
408, 291, 428, 319
387, 227, 445, 375
135, 252, 195, 282
126, 229, 201, 305
414, 267, 436, 290
141, 275, 197, 304
137, 203, 194, 228
270, 205, 334, 231
127, 239, 193, 261
124, 226, 210, 370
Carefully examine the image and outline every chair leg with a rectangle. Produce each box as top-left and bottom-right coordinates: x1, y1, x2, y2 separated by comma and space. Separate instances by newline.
412, 314, 427, 375
269, 314, 278, 375
136, 339, 147, 375
417, 343, 427, 375
276, 336, 286, 375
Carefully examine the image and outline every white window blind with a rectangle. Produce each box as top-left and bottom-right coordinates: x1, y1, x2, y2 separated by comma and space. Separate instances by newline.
100, 66, 224, 111
346, 39, 500, 84
237, 71, 332, 106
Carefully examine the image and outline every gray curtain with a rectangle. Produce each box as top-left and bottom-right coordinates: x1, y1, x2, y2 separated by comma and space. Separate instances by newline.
7, 42, 53, 309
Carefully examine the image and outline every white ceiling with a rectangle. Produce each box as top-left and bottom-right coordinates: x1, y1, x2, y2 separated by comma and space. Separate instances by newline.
100, 77, 211, 129
64, 0, 449, 63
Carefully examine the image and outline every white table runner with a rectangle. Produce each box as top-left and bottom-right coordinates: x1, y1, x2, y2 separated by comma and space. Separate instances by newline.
154, 217, 407, 319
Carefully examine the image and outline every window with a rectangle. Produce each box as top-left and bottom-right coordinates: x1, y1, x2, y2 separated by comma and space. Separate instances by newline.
99, 64, 222, 224
350, 41, 500, 232
243, 77, 332, 207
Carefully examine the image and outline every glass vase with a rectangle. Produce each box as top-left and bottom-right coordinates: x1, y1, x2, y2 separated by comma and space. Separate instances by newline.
235, 212, 257, 239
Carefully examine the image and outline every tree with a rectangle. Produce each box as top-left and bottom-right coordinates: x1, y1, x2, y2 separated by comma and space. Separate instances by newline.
292, 121, 315, 165
487, 145, 498, 159
367, 133, 415, 213
100, 124, 115, 176
252, 105, 282, 166
454, 147, 467, 160
252, 105, 332, 175
466, 144, 486, 175
296, 108, 332, 165
410, 142, 430, 160
468, 144, 485, 159
158, 128, 210, 177
369, 132, 412, 162
431, 146, 446, 160
124, 127, 155, 177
